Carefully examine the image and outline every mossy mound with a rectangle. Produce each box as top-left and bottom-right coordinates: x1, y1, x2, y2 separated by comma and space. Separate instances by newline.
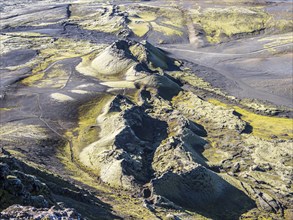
77, 39, 177, 80
79, 95, 168, 189
77, 91, 255, 218
150, 167, 255, 219
76, 39, 181, 95
91, 41, 136, 76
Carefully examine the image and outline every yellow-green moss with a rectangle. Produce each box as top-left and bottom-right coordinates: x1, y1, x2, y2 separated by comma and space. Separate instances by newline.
151, 22, 183, 36
80, 20, 123, 33
0, 106, 17, 111
70, 95, 112, 153
20, 39, 105, 86
191, 7, 270, 43
40, 38, 100, 60
101, 81, 136, 89
202, 147, 231, 166
128, 21, 150, 37
284, 209, 293, 220
209, 99, 293, 139
138, 12, 157, 22
161, 20, 182, 28
21, 72, 45, 86
34, 38, 103, 74
0, 124, 47, 143
58, 95, 114, 190
259, 33, 293, 52
70, 4, 124, 33
159, 8, 185, 28
169, 71, 226, 96
50, 93, 74, 102
270, 19, 293, 32
234, 106, 293, 139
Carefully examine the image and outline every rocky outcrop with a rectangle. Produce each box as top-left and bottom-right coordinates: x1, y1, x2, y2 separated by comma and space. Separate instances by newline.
136, 74, 182, 100
173, 91, 247, 133
0, 205, 81, 220
0, 149, 117, 220
80, 95, 168, 189
0, 150, 83, 219
0, 150, 52, 210
78, 89, 256, 219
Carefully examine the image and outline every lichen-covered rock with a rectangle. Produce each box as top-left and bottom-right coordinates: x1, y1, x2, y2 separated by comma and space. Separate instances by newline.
172, 91, 247, 133
0, 205, 82, 220
151, 167, 228, 207
152, 112, 208, 174
243, 136, 293, 209
0, 152, 52, 210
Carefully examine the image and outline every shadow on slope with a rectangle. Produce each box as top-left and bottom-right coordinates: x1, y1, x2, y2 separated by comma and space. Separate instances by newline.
0, 148, 120, 220
152, 169, 256, 220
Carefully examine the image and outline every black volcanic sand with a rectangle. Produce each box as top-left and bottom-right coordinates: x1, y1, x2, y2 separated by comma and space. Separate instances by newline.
0, 55, 113, 217
161, 40, 293, 107
0, 49, 37, 68
141, 0, 292, 108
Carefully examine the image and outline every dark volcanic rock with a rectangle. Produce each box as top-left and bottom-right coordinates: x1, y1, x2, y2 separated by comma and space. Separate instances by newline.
0, 149, 117, 220
0, 150, 52, 210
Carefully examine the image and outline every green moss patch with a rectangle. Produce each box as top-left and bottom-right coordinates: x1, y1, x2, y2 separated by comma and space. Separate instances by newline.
128, 21, 150, 37
191, 7, 270, 43
209, 99, 293, 139
151, 22, 183, 36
